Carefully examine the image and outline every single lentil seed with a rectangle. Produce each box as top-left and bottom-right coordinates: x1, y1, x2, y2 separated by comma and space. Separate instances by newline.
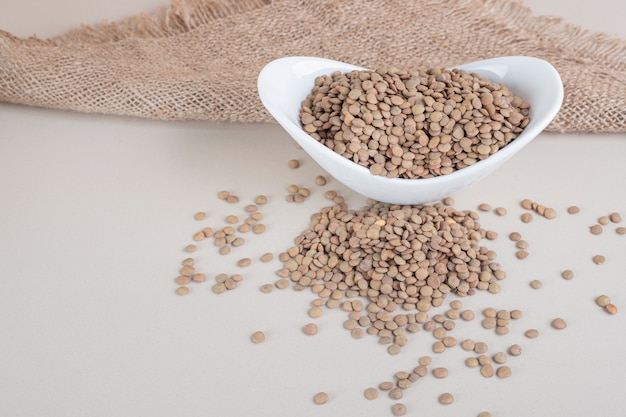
516, 250, 529, 260
439, 393, 454, 405
184, 244, 197, 253
480, 364, 494, 378
478, 412, 493, 417
275, 279, 290, 289
596, 295, 611, 307
525, 329, 539, 338
493, 352, 507, 364
288, 159, 300, 169
251, 331, 265, 344
495, 207, 507, 216
303, 323, 319, 335
260, 252, 273, 262
590, 224, 603, 235
567, 206, 580, 214
175, 275, 190, 285
313, 392, 328, 405
389, 387, 403, 399
364, 387, 379, 400
530, 279, 542, 289
217, 190, 230, 200
561, 270, 574, 280
432, 367, 448, 378
252, 224, 266, 234
461, 310, 475, 321
442, 197, 455, 206
605, 304, 618, 314
194, 211, 206, 221
466, 357, 479, 368
175, 286, 189, 295
496, 366, 512, 378
598, 215, 610, 225
237, 258, 252, 267
379, 381, 394, 391
509, 344, 522, 356
616, 227, 626, 235
521, 213, 533, 223
391, 403, 407, 416
260, 284, 274, 293
551, 318, 567, 329
315, 175, 328, 186
474, 342, 488, 354
419, 356, 432, 366
509, 232, 522, 241
592, 255, 606, 265
478, 203, 492, 211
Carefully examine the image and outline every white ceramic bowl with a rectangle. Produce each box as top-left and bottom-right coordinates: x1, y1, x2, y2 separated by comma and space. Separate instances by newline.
258, 56, 563, 204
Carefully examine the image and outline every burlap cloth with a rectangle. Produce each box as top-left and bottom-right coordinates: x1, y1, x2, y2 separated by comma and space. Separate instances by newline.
0, 0, 624, 132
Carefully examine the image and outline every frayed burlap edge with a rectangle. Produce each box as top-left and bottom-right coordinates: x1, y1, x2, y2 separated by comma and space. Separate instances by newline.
0, 0, 624, 132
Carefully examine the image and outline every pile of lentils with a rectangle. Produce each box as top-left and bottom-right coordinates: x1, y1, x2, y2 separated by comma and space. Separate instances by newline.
299, 67, 530, 179
281, 201, 505, 352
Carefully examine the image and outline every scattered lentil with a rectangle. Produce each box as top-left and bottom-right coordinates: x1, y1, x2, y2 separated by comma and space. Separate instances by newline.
508, 232, 522, 241
596, 295, 611, 307
391, 403, 407, 416
605, 304, 618, 315
260, 284, 274, 293
525, 329, 539, 338
590, 224, 603, 235
313, 392, 328, 405
432, 367, 448, 378
495, 207, 507, 216
530, 279, 542, 289
303, 323, 319, 335
288, 159, 301, 169
251, 331, 266, 344
496, 365, 512, 378
194, 211, 206, 221
609, 212, 622, 223
508, 344, 522, 356
439, 393, 454, 405
592, 255, 606, 265
617, 227, 626, 235
551, 318, 567, 329
175, 286, 189, 295
521, 213, 533, 223
478, 203, 492, 212
567, 206, 580, 214
237, 258, 252, 267
480, 364, 494, 378
379, 381, 394, 391
175, 275, 190, 285
364, 387, 379, 400
561, 270, 574, 280
478, 412, 493, 417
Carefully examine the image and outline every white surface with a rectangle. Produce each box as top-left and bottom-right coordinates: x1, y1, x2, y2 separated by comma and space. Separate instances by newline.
258, 55, 563, 204
1, 1, 625, 417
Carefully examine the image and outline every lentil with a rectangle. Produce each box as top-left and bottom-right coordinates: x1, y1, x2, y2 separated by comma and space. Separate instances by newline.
592, 255, 606, 265
303, 323, 319, 335
480, 364, 494, 378
175, 286, 189, 295
260, 284, 274, 293
175, 275, 190, 285
364, 387, 379, 400
590, 224, 603, 235
596, 295, 611, 307
194, 211, 206, 221
617, 227, 626, 235
567, 206, 580, 214
251, 331, 266, 344
530, 279, 542, 289
561, 270, 574, 280
237, 258, 252, 267
495, 207, 507, 216
439, 393, 454, 405
508, 232, 522, 241
432, 367, 448, 378
525, 329, 539, 338
508, 344, 522, 356
496, 366, 512, 378
598, 215, 610, 225
521, 213, 533, 223
478, 203, 492, 211
609, 212, 622, 223
391, 403, 407, 416
313, 392, 328, 405
551, 318, 567, 329
605, 304, 618, 315
478, 412, 493, 417
379, 381, 394, 391
288, 159, 300, 169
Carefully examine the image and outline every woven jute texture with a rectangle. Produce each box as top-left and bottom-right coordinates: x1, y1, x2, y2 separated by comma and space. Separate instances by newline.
0, 0, 624, 132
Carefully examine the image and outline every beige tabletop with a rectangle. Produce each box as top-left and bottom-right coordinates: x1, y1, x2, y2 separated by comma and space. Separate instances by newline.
1, 1, 625, 417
